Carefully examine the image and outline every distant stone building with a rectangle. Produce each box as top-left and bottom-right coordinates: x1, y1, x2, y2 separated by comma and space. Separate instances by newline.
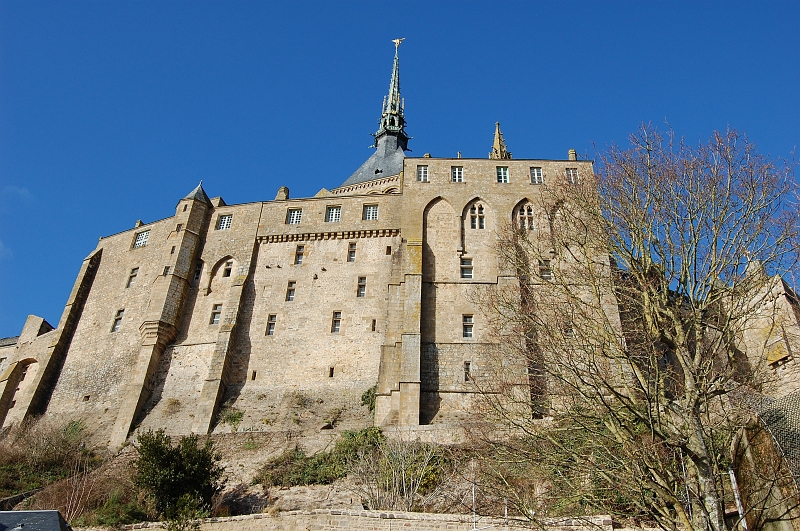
0, 43, 797, 448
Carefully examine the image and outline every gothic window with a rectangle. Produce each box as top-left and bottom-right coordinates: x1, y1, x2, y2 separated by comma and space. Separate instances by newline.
417, 165, 429, 182
515, 203, 535, 230
469, 204, 486, 229
217, 214, 232, 230
325, 206, 341, 223
286, 208, 302, 224
530, 167, 544, 184
133, 230, 149, 248
451, 166, 463, 182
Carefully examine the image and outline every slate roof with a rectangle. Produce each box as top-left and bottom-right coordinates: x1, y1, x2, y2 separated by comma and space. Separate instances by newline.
760, 390, 800, 483
339, 134, 406, 188
0, 511, 71, 531
184, 182, 210, 204
0, 337, 18, 348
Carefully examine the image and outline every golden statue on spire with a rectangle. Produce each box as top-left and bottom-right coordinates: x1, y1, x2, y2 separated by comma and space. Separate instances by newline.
392, 38, 405, 49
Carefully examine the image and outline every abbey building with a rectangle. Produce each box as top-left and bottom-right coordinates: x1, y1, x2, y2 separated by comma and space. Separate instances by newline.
0, 43, 797, 448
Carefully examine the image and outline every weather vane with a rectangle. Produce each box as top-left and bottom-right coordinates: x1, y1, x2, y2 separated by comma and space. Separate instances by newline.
392, 38, 405, 49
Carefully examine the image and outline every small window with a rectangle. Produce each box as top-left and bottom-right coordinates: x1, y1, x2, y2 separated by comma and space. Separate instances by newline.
347, 242, 357, 262
462, 315, 474, 339
363, 204, 379, 221
210, 304, 223, 325
193, 263, 203, 282
357, 276, 367, 298
326, 206, 342, 223
111, 309, 124, 332
464, 361, 471, 381
416, 165, 429, 182
331, 311, 342, 333
223, 261, 233, 277
176, 223, 183, 232
385, 246, 392, 255
469, 204, 485, 230
460, 258, 473, 279
83, 395, 90, 401
530, 167, 544, 184
217, 214, 232, 230
496, 166, 509, 183
126, 267, 139, 288
170, 246, 176, 255
251, 370, 257, 381
183, 204, 188, 212
371, 319, 377, 332
566, 168, 579, 184
294, 245, 305, 265
451, 166, 464, 182
266, 314, 276, 336
328, 366, 335, 378
539, 260, 553, 281
163, 266, 170, 276
133, 230, 150, 248
286, 208, 302, 224
286, 281, 296, 301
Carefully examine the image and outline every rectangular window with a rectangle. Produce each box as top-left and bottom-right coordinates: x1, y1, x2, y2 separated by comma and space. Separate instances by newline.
286, 208, 302, 224
294, 245, 304, 265
539, 260, 553, 281
325, 206, 341, 223
176, 223, 183, 232
451, 166, 463, 182
357, 276, 366, 297
462, 315, 474, 339
347, 242, 357, 262
496, 166, 509, 183
111, 309, 124, 332
464, 361, 471, 381
371, 319, 377, 332
126, 267, 139, 288
133, 230, 150, 248
223, 261, 233, 277
460, 258, 473, 279
530, 167, 544, 184
210, 304, 222, 325
251, 370, 257, 381
286, 281, 296, 301
363, 204, 379, 220
170, 246, 176, 255
416, 165, 429, 182
217, 214, 232, 230
193, 263, 203, 282
266, 314, 276, 336
331, 311, 342, 333
566, 168, 579, 184
162, 266, 170, 276
385, 245, 392, 255
329, 366, 335, 378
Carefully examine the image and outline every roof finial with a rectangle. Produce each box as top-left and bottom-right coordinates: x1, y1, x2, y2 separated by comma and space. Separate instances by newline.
392, 37, 405, 49
374, 38, 408, 148
489, 122, 512, 159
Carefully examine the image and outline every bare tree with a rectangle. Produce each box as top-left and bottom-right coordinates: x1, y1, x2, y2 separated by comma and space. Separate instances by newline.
471, 126, 799, 531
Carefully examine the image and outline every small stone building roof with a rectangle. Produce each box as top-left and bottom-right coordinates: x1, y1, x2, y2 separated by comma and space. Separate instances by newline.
760, 390, 800, 482
0, 511, 72, 531
184, 182, 210, 204
0, 337, 18, 348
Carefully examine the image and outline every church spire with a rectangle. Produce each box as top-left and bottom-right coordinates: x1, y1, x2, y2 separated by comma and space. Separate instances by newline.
374, 38, 408, 148
489, 122, 512, 159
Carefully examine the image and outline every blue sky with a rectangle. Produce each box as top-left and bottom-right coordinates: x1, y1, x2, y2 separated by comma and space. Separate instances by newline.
1, 1, 798, 338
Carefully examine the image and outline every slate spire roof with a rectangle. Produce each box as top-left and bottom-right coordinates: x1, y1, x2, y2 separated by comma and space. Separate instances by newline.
184, 181, 210, 203
339, 39, 409, 188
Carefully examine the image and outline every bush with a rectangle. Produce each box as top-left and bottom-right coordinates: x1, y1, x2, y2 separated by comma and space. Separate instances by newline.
133, 430, 225, 518
255, 428, 383, 488
361, 386, 377, 412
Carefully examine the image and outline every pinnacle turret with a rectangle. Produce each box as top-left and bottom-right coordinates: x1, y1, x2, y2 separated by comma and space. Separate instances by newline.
489, 122, 512, 160
374, 38, 408, 148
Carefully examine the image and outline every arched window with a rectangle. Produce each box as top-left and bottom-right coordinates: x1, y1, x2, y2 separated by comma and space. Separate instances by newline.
470, 204, 485, 229
514, 203, 535, 230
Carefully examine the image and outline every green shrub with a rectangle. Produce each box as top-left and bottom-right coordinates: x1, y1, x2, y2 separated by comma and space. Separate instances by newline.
361, 386, 377, 412
133, 430, 225, 518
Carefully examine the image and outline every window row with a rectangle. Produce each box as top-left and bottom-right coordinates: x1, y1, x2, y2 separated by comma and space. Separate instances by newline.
283, 277, 370, 301
287, 204, 379, 225
263, 312, 378, 336
416, 165, 580, 185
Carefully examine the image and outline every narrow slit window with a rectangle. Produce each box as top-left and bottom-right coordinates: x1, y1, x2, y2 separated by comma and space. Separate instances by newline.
170, 246, 176, 255
126, 267, 139, 288
385, 246, 392, 255
371, 319, 377, 332
163, 266, 170, 276
286, 281, 296, 301
111, 309, 124, 332
464, 361, 472, 381
329, 366, 335, 378
331, 311, 342, 333
357, 276, 367, 297
347, 242, 357, 262
266, 314, 277, 336
251, 370, 257, 381
210, 304, 223, 325
176, 223, 183, 232
294, 245, 305, 265
193, 263, 203, 282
